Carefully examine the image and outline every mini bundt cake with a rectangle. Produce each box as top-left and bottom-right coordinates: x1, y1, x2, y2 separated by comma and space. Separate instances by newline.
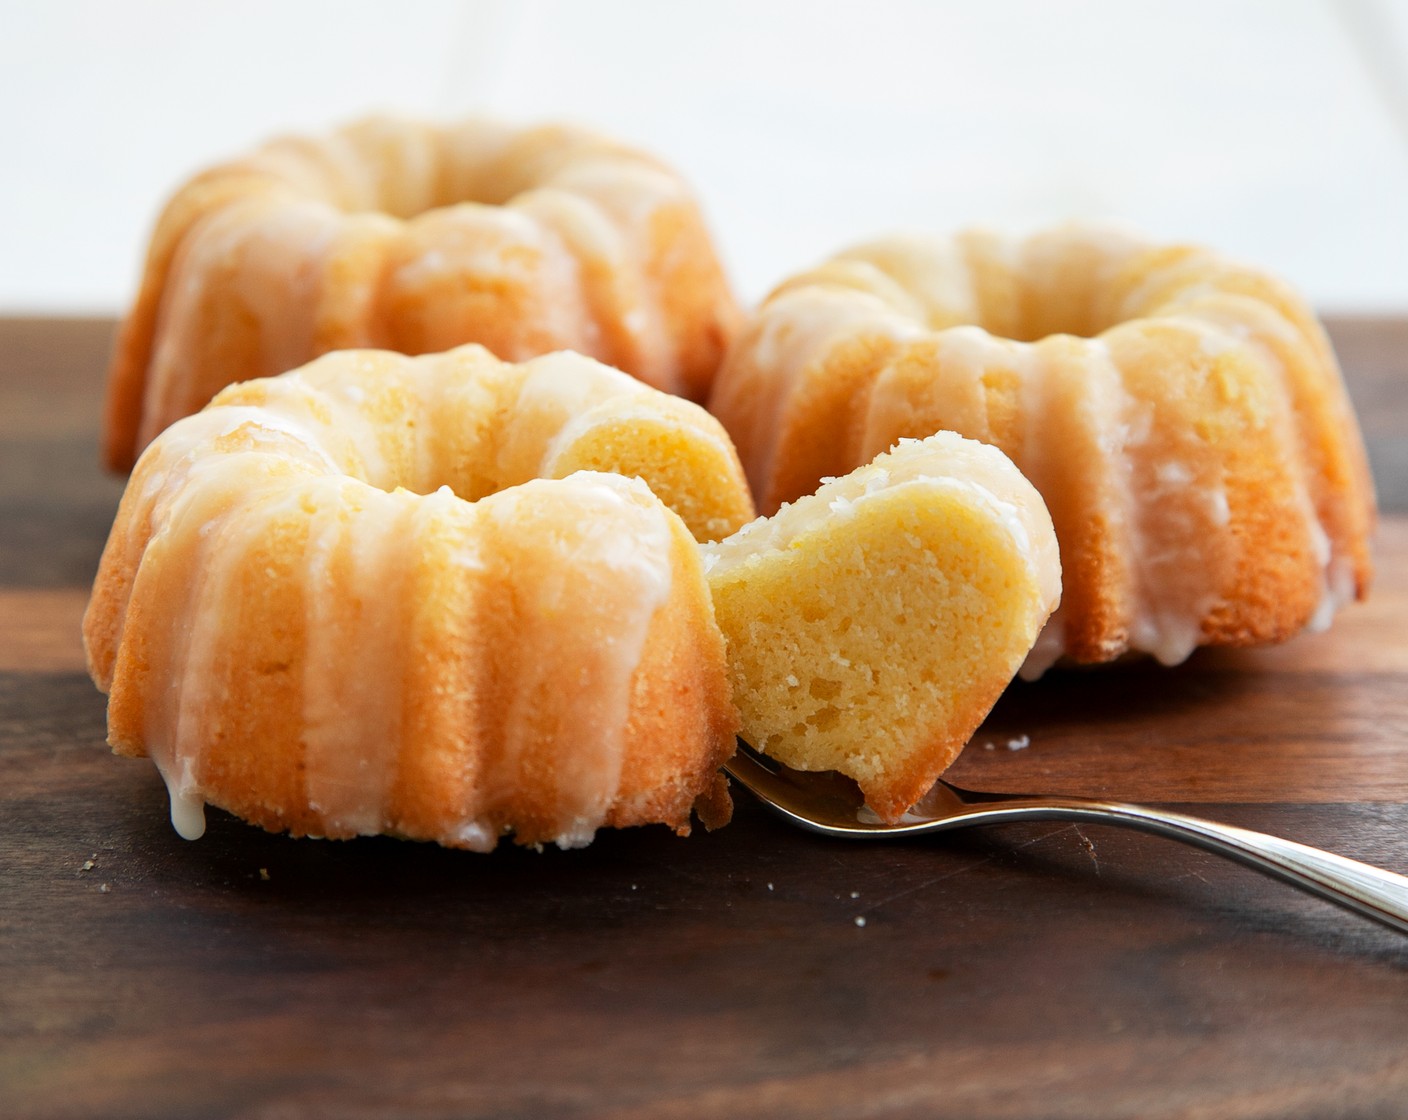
84, 345, 757, 850
709, 223, 1376, 673
704, 433, 1061, 820
103, 115, 741, 471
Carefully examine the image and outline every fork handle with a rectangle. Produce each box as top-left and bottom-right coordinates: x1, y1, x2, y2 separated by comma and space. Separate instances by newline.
983, 799, 1408, 935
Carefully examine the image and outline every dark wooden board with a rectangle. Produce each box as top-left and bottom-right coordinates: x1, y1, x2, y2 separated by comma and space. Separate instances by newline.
3, 318, 1408, 1120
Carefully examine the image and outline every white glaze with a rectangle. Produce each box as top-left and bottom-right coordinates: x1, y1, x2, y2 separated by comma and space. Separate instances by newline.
503, 351, 635, 479
1169, 300, 1351, 627
727, 286, 925, 494
1019, 614, 1067, 681
835, 234, 978, 325
131, 420, 329, 837
163, 768, 207, 841
480, 473, 675, 848
137, 448, 271, 837
1102, 328, 1224, 668
139, 197, 343, 451
300, 479, 415, 836
515, 184, 666, 389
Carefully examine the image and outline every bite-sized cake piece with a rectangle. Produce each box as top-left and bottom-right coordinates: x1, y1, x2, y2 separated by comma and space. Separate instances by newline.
84, 346, 752, 850
703, 433, 1061, 821
103, 115, 741, 470
709, 223, 1376, 673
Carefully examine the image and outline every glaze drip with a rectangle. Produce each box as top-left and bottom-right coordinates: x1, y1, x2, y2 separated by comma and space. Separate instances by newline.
301, 480, 416, 836
480, 474, 675, 848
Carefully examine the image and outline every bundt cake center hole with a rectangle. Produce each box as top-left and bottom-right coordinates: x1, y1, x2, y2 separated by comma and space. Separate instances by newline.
919, 307, 1111, 344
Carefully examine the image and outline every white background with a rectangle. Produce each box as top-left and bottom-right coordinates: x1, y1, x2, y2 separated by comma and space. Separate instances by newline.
3, 0, 1407, 314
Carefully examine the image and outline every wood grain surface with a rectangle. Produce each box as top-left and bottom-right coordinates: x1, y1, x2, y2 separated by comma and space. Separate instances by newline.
2, 317, 1407, 1120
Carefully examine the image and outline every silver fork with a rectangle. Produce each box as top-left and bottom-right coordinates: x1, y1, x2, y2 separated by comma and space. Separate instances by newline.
723, 741, 1408, 935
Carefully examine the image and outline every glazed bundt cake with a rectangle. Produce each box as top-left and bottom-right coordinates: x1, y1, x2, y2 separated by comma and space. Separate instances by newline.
704, 433, 1061, 820
103, 115, 741, 471
84, 345, 757, 850
709, 223, 1376, 673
